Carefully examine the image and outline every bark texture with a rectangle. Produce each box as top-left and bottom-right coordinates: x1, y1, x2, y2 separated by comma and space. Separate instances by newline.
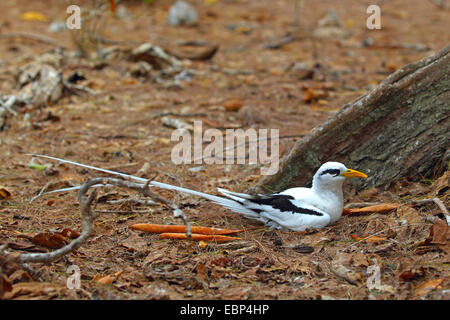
252, 45, 450, 193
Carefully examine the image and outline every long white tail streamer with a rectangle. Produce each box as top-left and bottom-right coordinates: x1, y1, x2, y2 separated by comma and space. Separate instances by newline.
28, 154, 260, 219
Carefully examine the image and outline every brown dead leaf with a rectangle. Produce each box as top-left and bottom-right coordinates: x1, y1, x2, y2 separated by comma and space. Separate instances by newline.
59, 228, 80, 239
195, 262, 209, 283
398, 266, 426, 282
1, 274, 12, 297
222, 99, 244, 112
414, 279, 443, 297
0, 185, 12, 199
32, 232, 69, 249
430, 171, 449, 196
119, 231, 148, 253
425, 218, 449, 245
3, 282, 59, 300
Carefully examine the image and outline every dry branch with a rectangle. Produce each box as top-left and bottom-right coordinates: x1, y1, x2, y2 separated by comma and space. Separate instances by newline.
0, 32, 64, 47
1, 177, 191, 265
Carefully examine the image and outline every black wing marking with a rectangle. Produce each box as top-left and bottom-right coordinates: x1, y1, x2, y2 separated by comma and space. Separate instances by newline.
248, 194, 324, 216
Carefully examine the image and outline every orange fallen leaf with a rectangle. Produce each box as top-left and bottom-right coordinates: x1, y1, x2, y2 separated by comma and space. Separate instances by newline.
129, 223, 244, 235
94, 275, 115, 285
0, 186, 12, 200
159, 232, 241, 243
94, 271, 122, 285
350, 234, 387, 243
414, 279, 443, 297
222, 99, 244, 112
20, 11, 48, 22
342, 208, 352, 215
303, 88, 328, 103
344, 203, 398, 215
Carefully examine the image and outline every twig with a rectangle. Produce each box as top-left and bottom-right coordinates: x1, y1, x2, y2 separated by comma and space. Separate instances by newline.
63, 81, 97, 96
2, 176, 191, 264
105, 198, 156, 206
344, 202, 382, 209
409, 198, 449, 214
0, 96, 18, 116
409, 197, 449, 225
0, 32, 64, 47
29, 180, 76, 203
263, 35, 300, 50
152, 111, 207, 120
10, 184, 98, 264
344, 222, 425, 251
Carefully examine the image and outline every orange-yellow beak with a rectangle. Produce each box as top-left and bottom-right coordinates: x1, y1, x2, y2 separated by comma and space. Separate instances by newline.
340, 169, 368, 178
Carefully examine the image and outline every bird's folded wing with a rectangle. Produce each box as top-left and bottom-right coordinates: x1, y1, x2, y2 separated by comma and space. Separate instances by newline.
246, 196, 330, 231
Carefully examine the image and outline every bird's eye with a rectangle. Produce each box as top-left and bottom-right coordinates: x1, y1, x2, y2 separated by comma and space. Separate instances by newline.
320, 169, 341, 176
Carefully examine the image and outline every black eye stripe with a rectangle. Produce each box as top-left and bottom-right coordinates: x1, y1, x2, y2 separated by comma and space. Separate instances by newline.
320, 169, 341, 176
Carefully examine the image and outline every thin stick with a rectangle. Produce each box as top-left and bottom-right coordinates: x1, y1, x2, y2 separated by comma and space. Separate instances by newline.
344, 202, 383, 209
410, 197, 449, 225
13, 185, 98, 263
0, 32, 64, 47
2, 176, 191, 264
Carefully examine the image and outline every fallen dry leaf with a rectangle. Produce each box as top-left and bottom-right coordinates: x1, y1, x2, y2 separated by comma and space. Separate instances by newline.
195, 262, 209, 283
20, 11, 48, 22
303, 88, 328, 103
3, 282, 59, 299
344, 203, 398, 215
430, 171, 449, 196
222, 99, 244, 112
94, 271, 123, 285
414, 279, 443, 297
351, 234, 387, 243
59, 228, 81, 239
398, 266, 426, 282
31, 232, 69, 249
0, 186, 12, 199
425, 218, 449, 245
1, 274, 12, 296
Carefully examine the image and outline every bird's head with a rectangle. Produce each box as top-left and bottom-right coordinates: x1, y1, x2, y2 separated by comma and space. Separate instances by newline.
313, 161, 367, 190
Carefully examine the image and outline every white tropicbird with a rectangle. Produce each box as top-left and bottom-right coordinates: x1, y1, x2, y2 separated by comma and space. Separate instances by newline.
29, 155, 367, 231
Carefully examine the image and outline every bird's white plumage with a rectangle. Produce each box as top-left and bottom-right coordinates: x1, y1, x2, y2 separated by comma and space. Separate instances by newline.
29, 155, 367, 231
